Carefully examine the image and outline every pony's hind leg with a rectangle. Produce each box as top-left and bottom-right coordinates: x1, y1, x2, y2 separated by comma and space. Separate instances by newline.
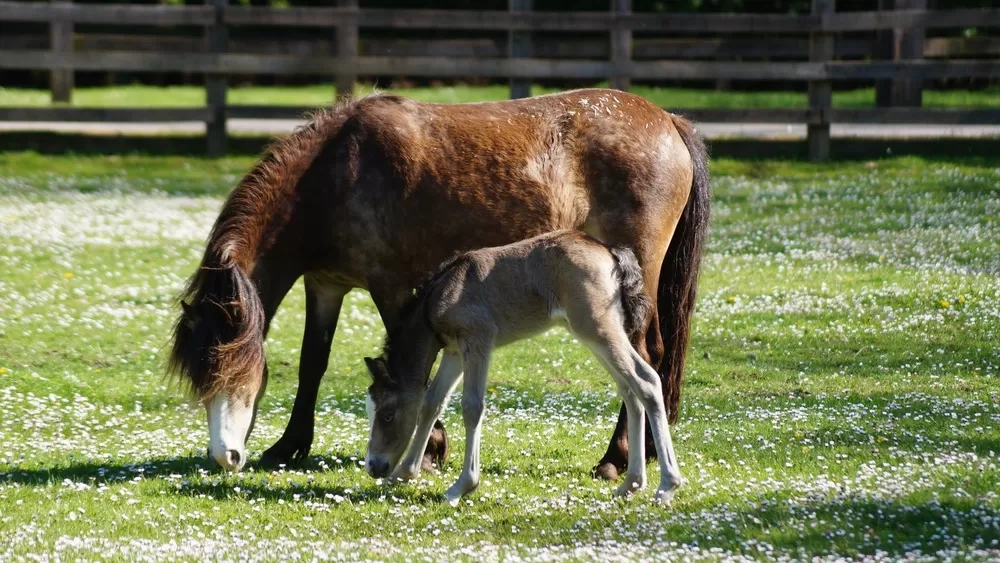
392, 351, 463, 480
444, 337, 494, 505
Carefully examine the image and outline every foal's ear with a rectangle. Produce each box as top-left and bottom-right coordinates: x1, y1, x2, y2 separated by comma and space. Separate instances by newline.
364, 357, 391, 383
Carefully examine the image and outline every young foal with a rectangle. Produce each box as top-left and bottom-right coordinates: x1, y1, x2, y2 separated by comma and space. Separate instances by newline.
364, 230, 684, 504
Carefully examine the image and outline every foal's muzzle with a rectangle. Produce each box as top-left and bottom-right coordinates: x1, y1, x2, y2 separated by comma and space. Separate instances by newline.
367, 458, 390, 478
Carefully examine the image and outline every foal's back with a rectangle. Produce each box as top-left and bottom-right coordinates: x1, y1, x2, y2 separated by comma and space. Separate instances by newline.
425, 231, 623, 347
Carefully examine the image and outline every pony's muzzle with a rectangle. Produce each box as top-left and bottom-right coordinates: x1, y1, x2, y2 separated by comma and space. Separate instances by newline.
210, 445, 246, 471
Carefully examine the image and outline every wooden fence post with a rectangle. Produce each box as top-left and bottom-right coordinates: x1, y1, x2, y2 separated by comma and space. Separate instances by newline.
509, 0, 532, 99
876, 0, 925, 108
892, 0, 925, 107
610, 0, 631, 91
808, 0, 834, 162
336, 0, 359, 100
50, 0, 73, 103
205, 0, 228, 156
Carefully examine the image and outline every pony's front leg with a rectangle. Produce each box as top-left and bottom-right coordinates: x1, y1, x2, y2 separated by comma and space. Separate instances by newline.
392, 351, 463, 480
261, 281, 347, 468
444, 338, 493, 505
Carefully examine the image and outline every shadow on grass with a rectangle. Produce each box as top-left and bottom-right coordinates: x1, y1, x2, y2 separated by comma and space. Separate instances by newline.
0, 453, 450, 504
2, 131, 1000, 161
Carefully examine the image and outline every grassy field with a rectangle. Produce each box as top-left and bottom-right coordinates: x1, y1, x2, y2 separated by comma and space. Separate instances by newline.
0, 150, 998, 561
2, 82, 1000, 109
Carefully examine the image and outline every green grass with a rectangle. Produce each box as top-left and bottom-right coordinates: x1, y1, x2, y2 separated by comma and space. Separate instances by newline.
0, 151, 998, 560
2, 82, 1000, 109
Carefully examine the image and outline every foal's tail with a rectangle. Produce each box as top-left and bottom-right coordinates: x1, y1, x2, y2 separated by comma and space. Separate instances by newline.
658, 115, 711, 424
610, 246, 653, 345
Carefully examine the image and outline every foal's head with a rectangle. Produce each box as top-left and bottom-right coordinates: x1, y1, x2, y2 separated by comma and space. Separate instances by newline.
363, 356, 426, 478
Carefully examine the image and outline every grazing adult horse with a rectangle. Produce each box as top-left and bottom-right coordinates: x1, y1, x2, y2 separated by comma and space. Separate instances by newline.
168, 89, 710, 477
364, 230, 685, 504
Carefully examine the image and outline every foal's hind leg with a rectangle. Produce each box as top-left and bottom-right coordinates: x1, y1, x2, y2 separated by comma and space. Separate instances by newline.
392, 351, 463, 480
626, 347, 684, 503
584, 334, 684, 503
583, 340, 648, 497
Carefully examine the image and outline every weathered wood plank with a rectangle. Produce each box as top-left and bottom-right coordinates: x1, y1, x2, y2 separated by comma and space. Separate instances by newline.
225, 105, 313, 119
821, 8, 1000, 32
827, 60, 1000, 80
0, 107, 212, 122
3, 51, 998, 81
830, 108, 1000, 125
630, 60, 825, 81
668, 108, 812, 124
2, 2, 997, 34
0, 1, 214, 25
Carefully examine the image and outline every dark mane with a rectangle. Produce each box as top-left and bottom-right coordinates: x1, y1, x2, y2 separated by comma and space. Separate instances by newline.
169, 93, 394, 398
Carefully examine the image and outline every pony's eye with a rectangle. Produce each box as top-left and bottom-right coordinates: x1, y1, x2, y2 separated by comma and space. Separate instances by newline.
381, 411, 394, 423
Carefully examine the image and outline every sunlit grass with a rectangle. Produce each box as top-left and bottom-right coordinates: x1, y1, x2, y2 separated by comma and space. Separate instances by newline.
0, 153, 998, 560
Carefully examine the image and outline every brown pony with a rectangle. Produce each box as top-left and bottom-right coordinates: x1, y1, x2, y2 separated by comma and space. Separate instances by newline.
168, 88, 710, 478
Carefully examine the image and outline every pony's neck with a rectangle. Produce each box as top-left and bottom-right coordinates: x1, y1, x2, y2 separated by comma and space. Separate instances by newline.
386, 300, 443, 390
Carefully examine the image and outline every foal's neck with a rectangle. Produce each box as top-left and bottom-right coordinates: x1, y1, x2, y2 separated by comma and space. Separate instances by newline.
386, 299, 443, 389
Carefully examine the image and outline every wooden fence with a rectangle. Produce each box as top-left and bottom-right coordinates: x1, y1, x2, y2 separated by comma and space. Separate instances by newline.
1, 0, 999, 160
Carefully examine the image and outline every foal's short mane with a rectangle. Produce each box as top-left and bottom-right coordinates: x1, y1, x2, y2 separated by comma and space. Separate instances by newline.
169, 93, 396, 397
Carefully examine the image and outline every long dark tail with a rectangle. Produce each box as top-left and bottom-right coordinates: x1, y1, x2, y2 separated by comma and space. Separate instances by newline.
658, 115, 711, 424
610, 246, 653, 344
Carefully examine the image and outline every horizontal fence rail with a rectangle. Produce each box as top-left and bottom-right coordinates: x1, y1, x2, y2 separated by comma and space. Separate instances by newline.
2, 3, 999, 32
0, 0, 998, 160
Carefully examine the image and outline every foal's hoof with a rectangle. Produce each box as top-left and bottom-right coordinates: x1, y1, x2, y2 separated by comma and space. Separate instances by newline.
591, 462, 620, 482
423, 420, 448, 471
654, 488, 676, 506
614, 478, 644, 498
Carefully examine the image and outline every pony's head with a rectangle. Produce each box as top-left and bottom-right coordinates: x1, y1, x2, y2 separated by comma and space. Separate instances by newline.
170, 264, 266, 471
363, 356, 426, 478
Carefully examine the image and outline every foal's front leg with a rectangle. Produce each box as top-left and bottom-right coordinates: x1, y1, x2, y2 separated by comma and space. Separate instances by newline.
444, 338, 493, 505
392, 351, 463, 480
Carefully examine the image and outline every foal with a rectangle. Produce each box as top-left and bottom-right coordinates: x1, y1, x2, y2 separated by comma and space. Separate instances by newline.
363, 230, 685, 504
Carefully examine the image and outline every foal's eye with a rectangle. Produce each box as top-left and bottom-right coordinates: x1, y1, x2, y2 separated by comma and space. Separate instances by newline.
381, 411, 394, 423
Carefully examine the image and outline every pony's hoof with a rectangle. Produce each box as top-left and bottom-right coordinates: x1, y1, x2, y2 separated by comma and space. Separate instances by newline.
591, 462, 620, 482
424, 421, 448, 469
259, 439, 310, 469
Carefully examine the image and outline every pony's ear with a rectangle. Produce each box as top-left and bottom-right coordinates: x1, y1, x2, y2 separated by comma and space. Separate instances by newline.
364, 357, 391, 383
180, 300, 199, 329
